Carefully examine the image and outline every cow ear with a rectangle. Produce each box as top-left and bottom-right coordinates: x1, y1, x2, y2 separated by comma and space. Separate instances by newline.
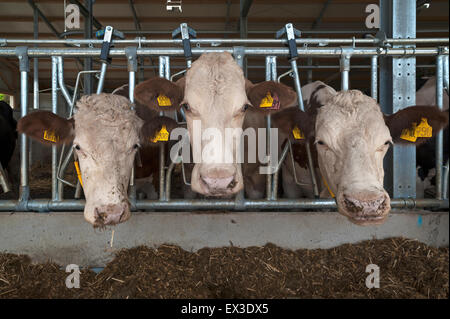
140, 116, 179, 145
384, 106, 449, 145
134, 77, 184, 112
112, 84, 130, 99
271, 106, 314, 143
17, 111, 75, 145
246, 81, 297, 114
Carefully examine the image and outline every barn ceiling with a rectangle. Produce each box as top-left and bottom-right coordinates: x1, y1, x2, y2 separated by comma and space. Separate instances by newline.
0, 0, 448, 93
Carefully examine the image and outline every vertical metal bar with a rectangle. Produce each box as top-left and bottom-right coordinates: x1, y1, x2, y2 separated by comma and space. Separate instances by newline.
128, 52, 136, 202
340, 48, 352, 91
83, 0, 93, 95
17, 47, 30, 204
30, 7, 39, 170
96, 63, 107, 94
380, 0, 416, 199
158, 56, 169, 201
443, 54, 449, 96
51, 56, 59, 201
289, 58, 319, 198
265, 56, 274, 200
0, 162, 11, 193
435, 53, 444, 199
371, 56, 378, 101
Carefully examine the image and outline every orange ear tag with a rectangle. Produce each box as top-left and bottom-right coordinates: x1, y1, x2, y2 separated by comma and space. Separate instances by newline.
157, 94, 172, 107
292, 126, 305, 140
151, 125, 170, 143
43, 130, 59, 143
74, 160, 83, 188
259, 92, 274, 108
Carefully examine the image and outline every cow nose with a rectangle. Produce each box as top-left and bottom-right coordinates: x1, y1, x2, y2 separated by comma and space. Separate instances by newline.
93, 204, 129, 228
201, 175, 236, 191
342, 192, 388, 216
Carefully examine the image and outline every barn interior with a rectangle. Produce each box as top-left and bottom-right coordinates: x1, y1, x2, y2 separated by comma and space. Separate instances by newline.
0, 0, 448, 300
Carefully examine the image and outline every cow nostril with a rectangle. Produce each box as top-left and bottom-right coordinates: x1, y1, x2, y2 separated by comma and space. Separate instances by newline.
343, 195, 363, 213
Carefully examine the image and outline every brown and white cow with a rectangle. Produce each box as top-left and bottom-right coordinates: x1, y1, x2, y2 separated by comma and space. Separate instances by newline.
18, 93, 177, 227
273, 81, 448, 225
134, 52, 297, 197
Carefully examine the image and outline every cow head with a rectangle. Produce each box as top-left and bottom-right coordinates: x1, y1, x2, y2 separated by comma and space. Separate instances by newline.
17, 93, 177, 227
134, 52, 296, 197
273, 89, 448, 225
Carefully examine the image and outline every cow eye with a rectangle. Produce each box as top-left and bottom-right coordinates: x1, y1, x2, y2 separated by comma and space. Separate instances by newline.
133, 143, 140, 149
181, 103, 190, 112
317, 140, 326, 146
384, 140, 392, 146
74, 144, 81, 150
242, 104, 251, 112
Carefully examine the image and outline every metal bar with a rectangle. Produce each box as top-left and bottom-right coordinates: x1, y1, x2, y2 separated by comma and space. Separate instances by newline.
96, 62, 107, 94
51, 56, 59, 201
158, 56, 170, 201
289, 58, 320, 198
265, 56, 274, 200
16, 47, 30, 205
128, 0, 142, 34
311, 0, 332, 30
435, 53, 444, 200
443, 159, 449, 200
0, 162, 11, 194
1, 38, 448, 46
0, 198, 448, 212
371, 55, 378, 101
0, 47, 447, 58
340, 48, 351, 91
83, 0, 93, 95
27, 0, 60, 38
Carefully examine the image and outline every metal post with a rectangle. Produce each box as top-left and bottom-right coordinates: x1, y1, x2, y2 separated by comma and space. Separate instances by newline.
51, 56, 59, 201
16, 47, 30, 206
436, 52, 444, 199
0, 162, 11, 194
340, 47, 352, 91
265, 56, 275, 200
371, 55, 378, 101
83, 0, 93, 95
380, 0, 416, 199
126, 47, 138, 204
158, 56, 170, 200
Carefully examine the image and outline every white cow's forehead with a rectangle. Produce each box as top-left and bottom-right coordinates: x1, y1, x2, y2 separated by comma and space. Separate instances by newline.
73, 94, 143, 152
316, 90, 391, 145
185, 53, 246, 109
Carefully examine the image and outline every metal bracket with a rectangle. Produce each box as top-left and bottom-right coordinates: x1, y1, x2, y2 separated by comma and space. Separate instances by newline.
125, 46, 138, 72
340, 47, 353, 72
0, 39, 6, 47
276, 23, 301, 60
172, 23, 196, 66
99, 26, 114, 64
233, 46, 245, 69
15, 46, 29, 72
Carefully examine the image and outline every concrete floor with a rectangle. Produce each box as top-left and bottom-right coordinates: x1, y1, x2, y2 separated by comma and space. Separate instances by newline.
0, 210, 448, 267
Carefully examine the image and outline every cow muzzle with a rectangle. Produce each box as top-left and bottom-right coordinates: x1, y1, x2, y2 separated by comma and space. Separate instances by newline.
338, 190, 391, 225
92, 203, 131, 228
194, 164, 242, 196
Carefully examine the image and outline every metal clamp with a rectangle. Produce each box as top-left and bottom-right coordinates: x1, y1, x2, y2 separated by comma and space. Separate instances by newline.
172, 23, 196, 67
99, 26, 114, 64
276, 23, 301, 60
15, 46, 29, 72
125, 46, 138, 72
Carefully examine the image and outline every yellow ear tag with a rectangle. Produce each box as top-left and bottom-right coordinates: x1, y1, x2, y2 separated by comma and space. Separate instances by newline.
157, 94, 172, 107
400, 123, 418, 142
43, 130, 59, 143
292, 126, 305, 140
259, 92, 274, 108
414, 117, 432, 138
151, 125, 170, 143
74, 160, 83, 188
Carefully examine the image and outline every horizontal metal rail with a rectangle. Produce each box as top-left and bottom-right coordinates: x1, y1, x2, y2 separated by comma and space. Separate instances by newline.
0, 199, 447, 212
0, 47, 448, 57
1, 37, 448, 46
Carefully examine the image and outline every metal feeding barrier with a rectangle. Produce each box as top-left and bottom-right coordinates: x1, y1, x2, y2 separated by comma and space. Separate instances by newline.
0, 21, 449, 212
